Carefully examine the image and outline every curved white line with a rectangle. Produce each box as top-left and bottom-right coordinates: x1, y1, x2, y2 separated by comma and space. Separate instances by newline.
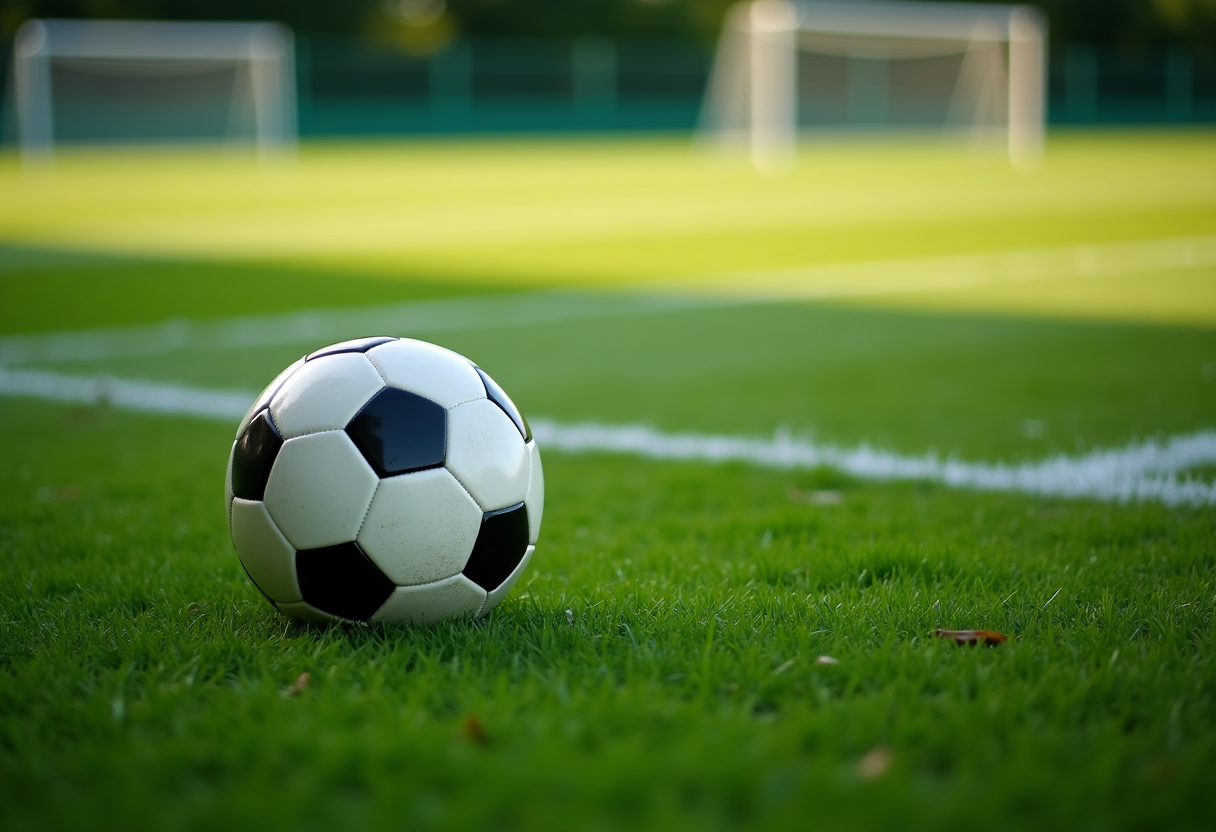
3, 235, 1212, 366
0, 292, 722, 366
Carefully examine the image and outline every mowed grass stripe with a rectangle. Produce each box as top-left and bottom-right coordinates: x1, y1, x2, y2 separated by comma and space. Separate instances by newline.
2, 235, 1212, 367
3, 289, 1211, 462
2, 136, 1210, 259
3, 366, 1213, 506
664, 234, 1216, 324
2, 133, 1212, 325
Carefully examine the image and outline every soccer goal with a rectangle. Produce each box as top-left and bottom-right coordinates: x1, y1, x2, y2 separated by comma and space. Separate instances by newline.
10, 19, 297, 164
700, 0, 1047, 173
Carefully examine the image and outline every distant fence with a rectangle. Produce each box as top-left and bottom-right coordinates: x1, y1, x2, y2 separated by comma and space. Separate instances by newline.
297, 36, 1216, 135
1048, 43, 1216, 125
296, 35, 712, 136
1, 33, 1213, 143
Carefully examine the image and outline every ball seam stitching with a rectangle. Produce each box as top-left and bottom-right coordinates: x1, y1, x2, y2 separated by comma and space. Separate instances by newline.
351, 478, 380, 546
364, 352, 390, 386
274, 426, 351, 441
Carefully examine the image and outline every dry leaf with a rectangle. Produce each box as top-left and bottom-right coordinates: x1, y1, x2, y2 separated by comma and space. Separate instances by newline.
933, 628, 1008, 646
282, 672, 310, 697
857, 746, 892, 780
462, 714, 489, 745
35, 485, 80, 502
787, 488, 844, 505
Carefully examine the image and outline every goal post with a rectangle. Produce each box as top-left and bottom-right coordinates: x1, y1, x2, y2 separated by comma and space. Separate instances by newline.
11, 18, 297, 164
699, 0, 1047, 173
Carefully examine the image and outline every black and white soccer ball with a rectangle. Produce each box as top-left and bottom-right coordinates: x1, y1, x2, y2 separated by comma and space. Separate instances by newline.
224, 336, 543, 625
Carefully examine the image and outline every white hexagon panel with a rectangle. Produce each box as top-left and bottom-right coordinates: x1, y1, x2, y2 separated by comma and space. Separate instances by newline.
445, 398, 529, 511
224, 442, 235, 519
229, 498, 301, 603
275, 600, 339, 625
524, 440, 544, 545
269, 351, 385, 439
366, 338, 487, 408
370, 574, 488, 625
357, 468, 483, 586
263, 430, 379, 550
235, 356, 305, 440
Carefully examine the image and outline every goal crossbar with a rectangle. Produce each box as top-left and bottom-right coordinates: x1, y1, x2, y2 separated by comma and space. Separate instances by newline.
791, 0, 1039, 43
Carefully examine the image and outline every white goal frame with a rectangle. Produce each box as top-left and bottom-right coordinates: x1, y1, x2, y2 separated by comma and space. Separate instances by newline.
700, 0, 1047, 173
11, 18, 297, 164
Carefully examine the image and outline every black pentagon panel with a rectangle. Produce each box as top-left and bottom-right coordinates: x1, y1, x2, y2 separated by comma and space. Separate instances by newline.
475, 367, 530, 441
296, 541, 395, 621
231, 410, 283, 501
463, 502, 530, 592
306, 336, 398, 362
346, 387, 447, 477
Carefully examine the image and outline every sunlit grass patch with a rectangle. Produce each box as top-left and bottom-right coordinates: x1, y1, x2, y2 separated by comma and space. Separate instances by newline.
2, 131, 1213, 324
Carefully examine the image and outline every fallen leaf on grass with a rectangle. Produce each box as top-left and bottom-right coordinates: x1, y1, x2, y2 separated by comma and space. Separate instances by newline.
462, 714, 489, 746
933, 628, 1008, 646
788, 488, 844, 505
282, 673, 310, 697
857, 746, 892, 780
35, 485, 80, 502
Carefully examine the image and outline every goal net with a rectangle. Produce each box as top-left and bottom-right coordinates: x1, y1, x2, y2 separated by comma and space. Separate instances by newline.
700, 0, 1047, 173
11, 19, 296, 163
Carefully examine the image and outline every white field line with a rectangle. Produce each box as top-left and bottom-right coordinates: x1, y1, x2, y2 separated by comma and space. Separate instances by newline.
0, 291, 725, 366
675, 235, 1216, 299
530, 420, 1216, 508
2, 366, 1213, 508
2, 235, 1213, 366
0, 366, 252, 422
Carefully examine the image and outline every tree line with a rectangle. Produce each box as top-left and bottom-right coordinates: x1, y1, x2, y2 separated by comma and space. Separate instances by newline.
3, 0, 1213, 51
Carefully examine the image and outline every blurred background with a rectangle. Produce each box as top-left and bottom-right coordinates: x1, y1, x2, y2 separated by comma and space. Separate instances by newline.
1, 0, 1212, 144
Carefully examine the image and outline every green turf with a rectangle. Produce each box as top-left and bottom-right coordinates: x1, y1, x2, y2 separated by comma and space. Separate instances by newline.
1, 132, 1215, 831
1, 397, 1213, 832
3, 132, 1213, 324
0, 246, 502, 335
27, 300, 1216, 461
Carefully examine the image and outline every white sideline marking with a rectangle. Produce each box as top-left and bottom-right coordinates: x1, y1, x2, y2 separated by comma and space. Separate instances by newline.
684, 235, 1216, 299
0, 291, 724, 366
0, 366, 252, 422
2, 366, 1213, 508
530, 420, 1216, 508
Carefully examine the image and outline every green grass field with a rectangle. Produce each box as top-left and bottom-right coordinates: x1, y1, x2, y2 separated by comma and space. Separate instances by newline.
1, 131, 1215, 831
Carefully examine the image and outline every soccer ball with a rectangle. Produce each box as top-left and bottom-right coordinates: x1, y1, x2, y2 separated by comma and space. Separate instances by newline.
224, 336, 543, 625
